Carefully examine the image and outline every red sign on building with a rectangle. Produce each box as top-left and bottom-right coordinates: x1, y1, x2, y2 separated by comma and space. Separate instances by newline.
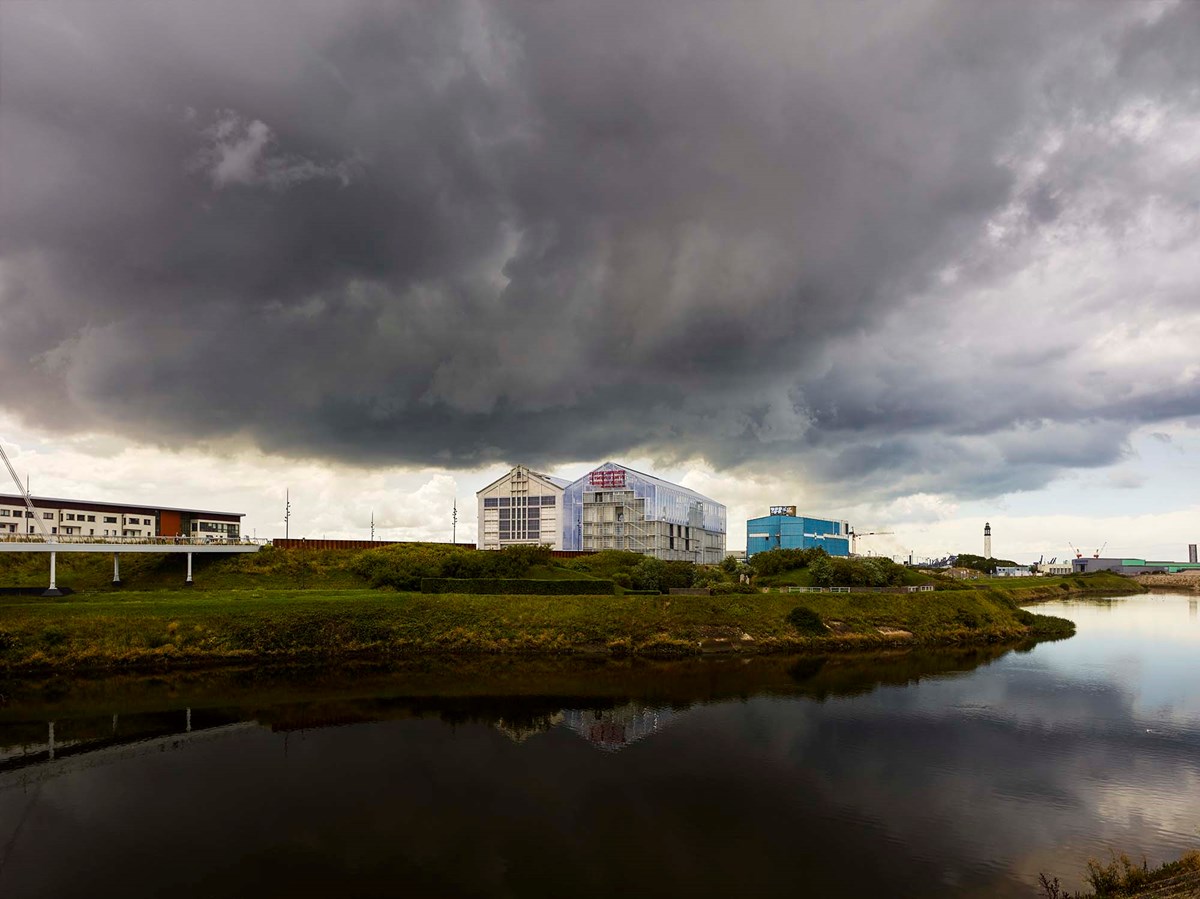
588, 469, 626, 488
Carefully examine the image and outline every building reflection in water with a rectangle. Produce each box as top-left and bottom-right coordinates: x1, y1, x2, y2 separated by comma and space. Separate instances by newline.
560, 704, 675, 752
493, 702, 675, 751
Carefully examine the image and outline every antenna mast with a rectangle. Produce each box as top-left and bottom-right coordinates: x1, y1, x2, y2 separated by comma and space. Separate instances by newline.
0, 440, 53, 541
284, 489, 291, 540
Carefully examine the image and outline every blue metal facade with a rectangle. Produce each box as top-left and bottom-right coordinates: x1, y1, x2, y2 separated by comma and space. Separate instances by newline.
746, 514, 850, 557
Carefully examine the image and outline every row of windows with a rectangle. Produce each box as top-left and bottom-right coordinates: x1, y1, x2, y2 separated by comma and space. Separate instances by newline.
497, 508, 544, 520
195, 521, 238, 533
482, 496, 557, 508
0, 509, 150, 524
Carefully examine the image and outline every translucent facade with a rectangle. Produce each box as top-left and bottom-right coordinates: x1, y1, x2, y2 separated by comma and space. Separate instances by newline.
746, 513, 851, 557
561, 462, 727, 563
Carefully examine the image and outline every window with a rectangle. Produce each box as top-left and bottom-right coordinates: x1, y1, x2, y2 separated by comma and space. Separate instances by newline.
66, 513, 75, 520
483, 498, 498, 508
43, 513, 54, 520
498, 497, 510, 507
87, 515, 95, 522
104, 516, 117, 523
0, 510, 7, 516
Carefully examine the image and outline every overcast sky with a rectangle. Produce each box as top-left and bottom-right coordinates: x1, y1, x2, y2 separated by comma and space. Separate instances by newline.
1, 1, 1198, 562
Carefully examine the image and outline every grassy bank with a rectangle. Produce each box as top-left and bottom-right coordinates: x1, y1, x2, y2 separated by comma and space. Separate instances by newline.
0, 585, 1077, 672
1041, 849, 1200, 898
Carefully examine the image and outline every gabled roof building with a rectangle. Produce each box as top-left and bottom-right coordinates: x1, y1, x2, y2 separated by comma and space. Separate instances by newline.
476, 466, 572, 551
477, 462, 727, 564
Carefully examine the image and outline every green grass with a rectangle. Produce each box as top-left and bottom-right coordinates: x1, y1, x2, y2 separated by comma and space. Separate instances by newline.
0, 585, 1074, 672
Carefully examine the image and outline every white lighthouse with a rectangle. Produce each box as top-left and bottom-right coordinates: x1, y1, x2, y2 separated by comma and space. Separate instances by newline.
984, 522, 992, 559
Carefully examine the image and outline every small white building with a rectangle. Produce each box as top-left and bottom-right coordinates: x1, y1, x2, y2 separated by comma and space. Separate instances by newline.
476, 465, 571, 551
994, 566, 1034, 577
1040, 562, 1072, 576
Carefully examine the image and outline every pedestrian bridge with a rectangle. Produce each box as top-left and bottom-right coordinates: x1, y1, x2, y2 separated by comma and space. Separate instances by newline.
0, 534, 262, 594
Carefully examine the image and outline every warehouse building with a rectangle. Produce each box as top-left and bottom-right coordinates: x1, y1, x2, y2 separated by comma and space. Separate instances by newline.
746, 508, 851, 557
561, 463, 726, 563
475, 466, 572, 550
477, 463, 727, 563
1072, 556, 1200, 575
0, 494, 243, 539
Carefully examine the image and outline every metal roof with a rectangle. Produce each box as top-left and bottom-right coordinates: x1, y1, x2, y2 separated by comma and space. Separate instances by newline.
0, 494, 244, 518
568, 461, 724, 508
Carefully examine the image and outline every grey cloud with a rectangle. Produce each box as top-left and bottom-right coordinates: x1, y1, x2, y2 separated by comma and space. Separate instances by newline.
1, 1, 1198, 499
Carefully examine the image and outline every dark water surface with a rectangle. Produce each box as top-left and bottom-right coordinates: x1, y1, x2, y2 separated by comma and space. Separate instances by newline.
2, 594, 1198, 898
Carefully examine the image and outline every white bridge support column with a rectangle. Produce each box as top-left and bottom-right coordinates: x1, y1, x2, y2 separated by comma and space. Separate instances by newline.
44, 551, 62, 597
113, 552, 122, 587
185, 551, 193, 586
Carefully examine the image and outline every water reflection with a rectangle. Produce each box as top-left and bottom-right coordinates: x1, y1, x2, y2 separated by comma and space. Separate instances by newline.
0, 595, 1197, 899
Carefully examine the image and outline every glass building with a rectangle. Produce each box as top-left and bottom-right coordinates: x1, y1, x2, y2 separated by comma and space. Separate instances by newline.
560, 462, 727, 564
746, 512, 850, 557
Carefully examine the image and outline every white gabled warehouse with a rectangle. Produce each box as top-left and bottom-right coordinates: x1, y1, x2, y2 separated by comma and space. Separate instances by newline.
476, 465, 572, 550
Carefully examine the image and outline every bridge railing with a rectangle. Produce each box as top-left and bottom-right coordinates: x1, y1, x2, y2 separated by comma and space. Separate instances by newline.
0, 534, 265, 547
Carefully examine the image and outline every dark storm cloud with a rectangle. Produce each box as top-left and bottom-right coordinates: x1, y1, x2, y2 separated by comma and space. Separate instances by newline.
2, 1, 1198, 498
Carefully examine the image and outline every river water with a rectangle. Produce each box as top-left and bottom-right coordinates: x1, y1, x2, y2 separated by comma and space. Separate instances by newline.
1, 593, 1198, 897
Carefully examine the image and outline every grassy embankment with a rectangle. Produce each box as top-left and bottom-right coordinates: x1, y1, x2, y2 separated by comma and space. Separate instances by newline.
0, 546, 1138, 673
1041, 849, 1200, 898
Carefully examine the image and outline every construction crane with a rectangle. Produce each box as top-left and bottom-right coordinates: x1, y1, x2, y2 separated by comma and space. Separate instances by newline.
1093, 542, 1107, 559
849, 528, 894, 555
0, 439, 53, 541
1068, 542, 1083, 559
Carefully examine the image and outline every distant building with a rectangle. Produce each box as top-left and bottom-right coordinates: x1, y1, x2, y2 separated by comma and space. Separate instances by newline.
478, 462, 727, 563
994, 566, 1033, 577
1072, 557, 1200, 575
0, 494, 242, 539
1190, 544, 1198, 564
746, 509, 851, 558
476, 465, 571, 551
1041, 562, 1073, 576
562, 462, 727, 564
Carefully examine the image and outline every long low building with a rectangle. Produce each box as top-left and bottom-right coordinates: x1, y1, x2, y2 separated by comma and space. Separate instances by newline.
0, 494, 243, 540
1073, 556, 1200, 575
478, 463, 727, 564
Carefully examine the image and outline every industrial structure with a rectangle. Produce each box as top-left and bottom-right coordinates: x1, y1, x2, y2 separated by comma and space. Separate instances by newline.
477, 463, 727, 563
0, 494, 243, 539
984, 522, 992, 558
746, 508, 851, 558
1072, 556, 1200, 576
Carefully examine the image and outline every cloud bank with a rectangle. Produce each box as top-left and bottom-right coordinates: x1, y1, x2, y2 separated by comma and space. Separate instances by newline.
2, 1, 1198, 503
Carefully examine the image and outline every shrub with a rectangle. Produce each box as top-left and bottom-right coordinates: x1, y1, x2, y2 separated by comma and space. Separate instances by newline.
749, 547, 828, 576
631, 558, 665, 593
612, 572, 632, 588
351, 543, 553, 589
420, 578, 615, 595
787, 606, 826, 635
711, 583, 756, 595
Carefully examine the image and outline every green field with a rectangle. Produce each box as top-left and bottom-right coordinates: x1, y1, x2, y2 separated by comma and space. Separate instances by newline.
0, 582, 1080, 672
0, 546, 1147, 672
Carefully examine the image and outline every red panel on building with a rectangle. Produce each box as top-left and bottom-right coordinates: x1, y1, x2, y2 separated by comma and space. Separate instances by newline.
588, 469, 626, 488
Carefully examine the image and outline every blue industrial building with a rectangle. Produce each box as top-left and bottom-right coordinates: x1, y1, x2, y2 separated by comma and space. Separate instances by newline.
746, 510, 851, 557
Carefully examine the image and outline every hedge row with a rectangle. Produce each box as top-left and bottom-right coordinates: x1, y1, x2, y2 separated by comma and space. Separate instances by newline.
419, 578, 616, 595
